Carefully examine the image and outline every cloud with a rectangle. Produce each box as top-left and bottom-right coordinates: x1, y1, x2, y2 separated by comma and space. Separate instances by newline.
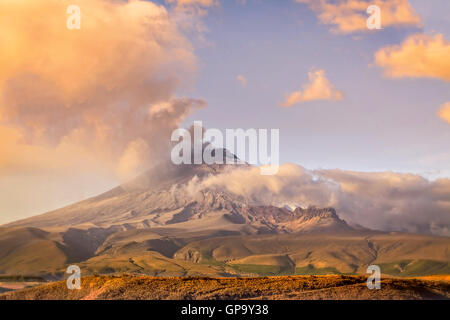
374, 33, 450, 81
317, 169, 450, 236
281, 70, 343, 107
236, 74, 248, 86
0, 0, 206, 222
0, 0, 204, 177
165, 0, 217, 44
169, 0, 218, 7
183, 164, 450, 236
167, 0, 218, 16
438, 102, 450, 124
296, 0, 422, 34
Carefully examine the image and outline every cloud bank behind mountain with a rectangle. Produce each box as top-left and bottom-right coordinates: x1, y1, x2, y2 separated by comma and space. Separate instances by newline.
182, 163, 450, 236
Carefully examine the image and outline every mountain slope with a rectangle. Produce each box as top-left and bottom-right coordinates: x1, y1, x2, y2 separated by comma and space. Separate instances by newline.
173, 232, 450, 275
3, 160, 353, 235
1, 154, 449, 279
0, 227, 69, 276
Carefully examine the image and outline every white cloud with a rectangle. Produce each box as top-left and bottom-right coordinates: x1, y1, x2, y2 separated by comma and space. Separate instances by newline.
183, 164, 450, 236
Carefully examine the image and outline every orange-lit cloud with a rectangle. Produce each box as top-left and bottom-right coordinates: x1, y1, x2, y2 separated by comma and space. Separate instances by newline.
0, 0, 205, 222
281, 70, 343, 107
0, 0, 203, 178
165, 0, 217, 43
374, 33, 450, 81
167, 0, 218, 16
296, 0, 422, 34
169, 0, 218, 7
236, 74, 248, 86
438, 102, 450, 124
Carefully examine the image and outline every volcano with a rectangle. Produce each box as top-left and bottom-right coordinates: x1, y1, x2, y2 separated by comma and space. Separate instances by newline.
1, 151, 449, 278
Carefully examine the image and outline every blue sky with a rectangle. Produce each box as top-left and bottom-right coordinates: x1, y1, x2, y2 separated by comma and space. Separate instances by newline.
175, 0, 450, 177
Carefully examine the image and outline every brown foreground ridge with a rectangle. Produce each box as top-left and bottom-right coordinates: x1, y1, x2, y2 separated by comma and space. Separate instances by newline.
1, 275, 449, 300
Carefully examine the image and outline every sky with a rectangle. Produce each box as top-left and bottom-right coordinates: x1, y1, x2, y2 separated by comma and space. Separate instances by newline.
0, 0, 449, 226
180, 0, 450, 176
